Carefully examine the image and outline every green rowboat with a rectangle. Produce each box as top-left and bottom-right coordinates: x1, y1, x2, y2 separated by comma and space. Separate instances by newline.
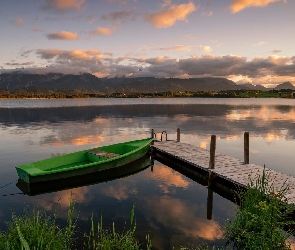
17, 154, 153, 195
16, 138, 153, 184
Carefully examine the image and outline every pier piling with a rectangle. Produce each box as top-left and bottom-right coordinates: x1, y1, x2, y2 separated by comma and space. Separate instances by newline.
177, 128, 180, 142
244, 132, 249, 164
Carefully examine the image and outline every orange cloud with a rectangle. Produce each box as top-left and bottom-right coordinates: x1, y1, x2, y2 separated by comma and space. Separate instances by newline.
144, 197, 224, 240
148, 164, 190, 189
44, 0, 85, 10
37, 48, 104, 62
36, 187, 89, 211
226, 106, 295, 124
47, 31, 78, 40
230, 0, 285, 13
71, 135, 105, 146
146, 3, 197, 28
90, 27, 114, 36
157, 45, 194, 51
12, 18, 24, 26
202, 45, 212, 52
103, 183, 137, 200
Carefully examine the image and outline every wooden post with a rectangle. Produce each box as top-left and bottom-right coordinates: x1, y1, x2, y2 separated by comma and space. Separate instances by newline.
207, 188, 213, 220
209, 135, 216, 169
244, 132, 249, 164
177, 128, 180, 142
151, 129, 154, 139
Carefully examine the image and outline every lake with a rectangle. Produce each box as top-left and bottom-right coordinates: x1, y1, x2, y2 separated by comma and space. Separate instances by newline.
1, 98, 295, 249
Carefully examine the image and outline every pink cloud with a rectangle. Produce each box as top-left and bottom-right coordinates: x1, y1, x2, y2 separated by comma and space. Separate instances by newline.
12, 18, 24, 26
43, 0, 85, 11
230, 0, 286, 13
146, 2, 197, 28
90, 27, 114, 36
47, 31, 79, 40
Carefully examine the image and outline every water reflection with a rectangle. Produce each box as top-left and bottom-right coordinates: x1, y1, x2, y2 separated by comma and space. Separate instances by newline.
1, 99, 295, 249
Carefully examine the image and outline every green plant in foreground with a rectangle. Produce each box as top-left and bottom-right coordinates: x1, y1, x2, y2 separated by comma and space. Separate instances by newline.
85, 204, 152, 250
0, 198, 76, 250
225, 167, 295, 250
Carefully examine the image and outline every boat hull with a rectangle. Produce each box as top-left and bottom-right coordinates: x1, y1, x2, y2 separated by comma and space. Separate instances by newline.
16, 138, 153, 183
17, 154, 153, 195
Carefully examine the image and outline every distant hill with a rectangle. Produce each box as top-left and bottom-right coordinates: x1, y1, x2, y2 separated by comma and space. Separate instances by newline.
239, 83, 268, 91
274, 81, 295, 90
0, 73, 107, 91
0, 72, 293, 93
109, 77, 241, 93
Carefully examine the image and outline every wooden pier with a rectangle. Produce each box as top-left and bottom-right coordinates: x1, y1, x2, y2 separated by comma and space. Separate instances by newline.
150, 130, 295, 206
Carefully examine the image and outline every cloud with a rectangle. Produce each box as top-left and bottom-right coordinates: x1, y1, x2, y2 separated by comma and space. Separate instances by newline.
178, 55, 295, 78
201, 11, 213, 16
90, 27, 114, 36
87, 15, 98, 24
146, 2, 197, 28
17, 48, 295, 82
157, 45, 194, 51
230, 0, 286, 13
36, 48, 62, 59
107, 0, 136, 4
101, 9, 136, 23
143, 197, 224, 240
37, 48, 104, 61
201, 45, 212, 52
19, 49, 35, 58
136, 56, 173, 65
147, 164, 190, 190
161, 0, 172, 7
272, 49, 282, 53
253, 41, 268, 46
42, 0, 85, 11
103, 183, 137, 200
5, 62, 34, 66
46, 31, 78, 40
32, 27, 43, 32
11, 18, 24, 26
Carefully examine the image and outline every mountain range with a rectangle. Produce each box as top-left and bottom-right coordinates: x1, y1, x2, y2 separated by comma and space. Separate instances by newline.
0, 72, 294, 93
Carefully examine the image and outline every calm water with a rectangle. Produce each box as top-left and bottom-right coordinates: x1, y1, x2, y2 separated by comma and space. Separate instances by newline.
1, 98, 295, 249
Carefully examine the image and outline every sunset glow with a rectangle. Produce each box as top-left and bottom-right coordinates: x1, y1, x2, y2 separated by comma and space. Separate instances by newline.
1, 0, 294, 86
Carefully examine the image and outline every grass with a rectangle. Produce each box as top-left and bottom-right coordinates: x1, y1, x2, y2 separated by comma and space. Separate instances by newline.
225, 167, 295, 250
0, 202, 152, 250
0, 198, 75, 250
84, 204, 152, 250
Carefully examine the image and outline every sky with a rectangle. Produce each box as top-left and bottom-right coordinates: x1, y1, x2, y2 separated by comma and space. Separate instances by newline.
0, 0, 294, 87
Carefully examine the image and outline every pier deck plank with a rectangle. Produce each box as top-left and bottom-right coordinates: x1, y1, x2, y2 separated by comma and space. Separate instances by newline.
152, 141, 295, 205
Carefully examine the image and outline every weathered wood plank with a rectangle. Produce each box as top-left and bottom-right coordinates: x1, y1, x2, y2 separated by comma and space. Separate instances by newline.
152, 141, 295, 205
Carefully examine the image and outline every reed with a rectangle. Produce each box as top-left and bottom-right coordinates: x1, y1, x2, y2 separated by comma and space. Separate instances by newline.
0, 198, 75, 250
0, 201, 152, 250
84, 204, 152, 250
225, 167, 295, 250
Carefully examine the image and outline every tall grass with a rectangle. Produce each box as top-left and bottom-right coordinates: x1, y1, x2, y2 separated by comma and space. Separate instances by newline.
0, 202, 152, 250
225, 167, 295, 250
84, 204, 152, 250
0, 198, 75, 250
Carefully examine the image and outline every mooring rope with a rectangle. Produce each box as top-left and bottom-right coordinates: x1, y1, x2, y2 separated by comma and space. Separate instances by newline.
0, 179, 18, 189
2, 192, 24, 196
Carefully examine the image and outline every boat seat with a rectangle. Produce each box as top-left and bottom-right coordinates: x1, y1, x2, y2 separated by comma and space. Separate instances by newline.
88, 150, 120, 158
